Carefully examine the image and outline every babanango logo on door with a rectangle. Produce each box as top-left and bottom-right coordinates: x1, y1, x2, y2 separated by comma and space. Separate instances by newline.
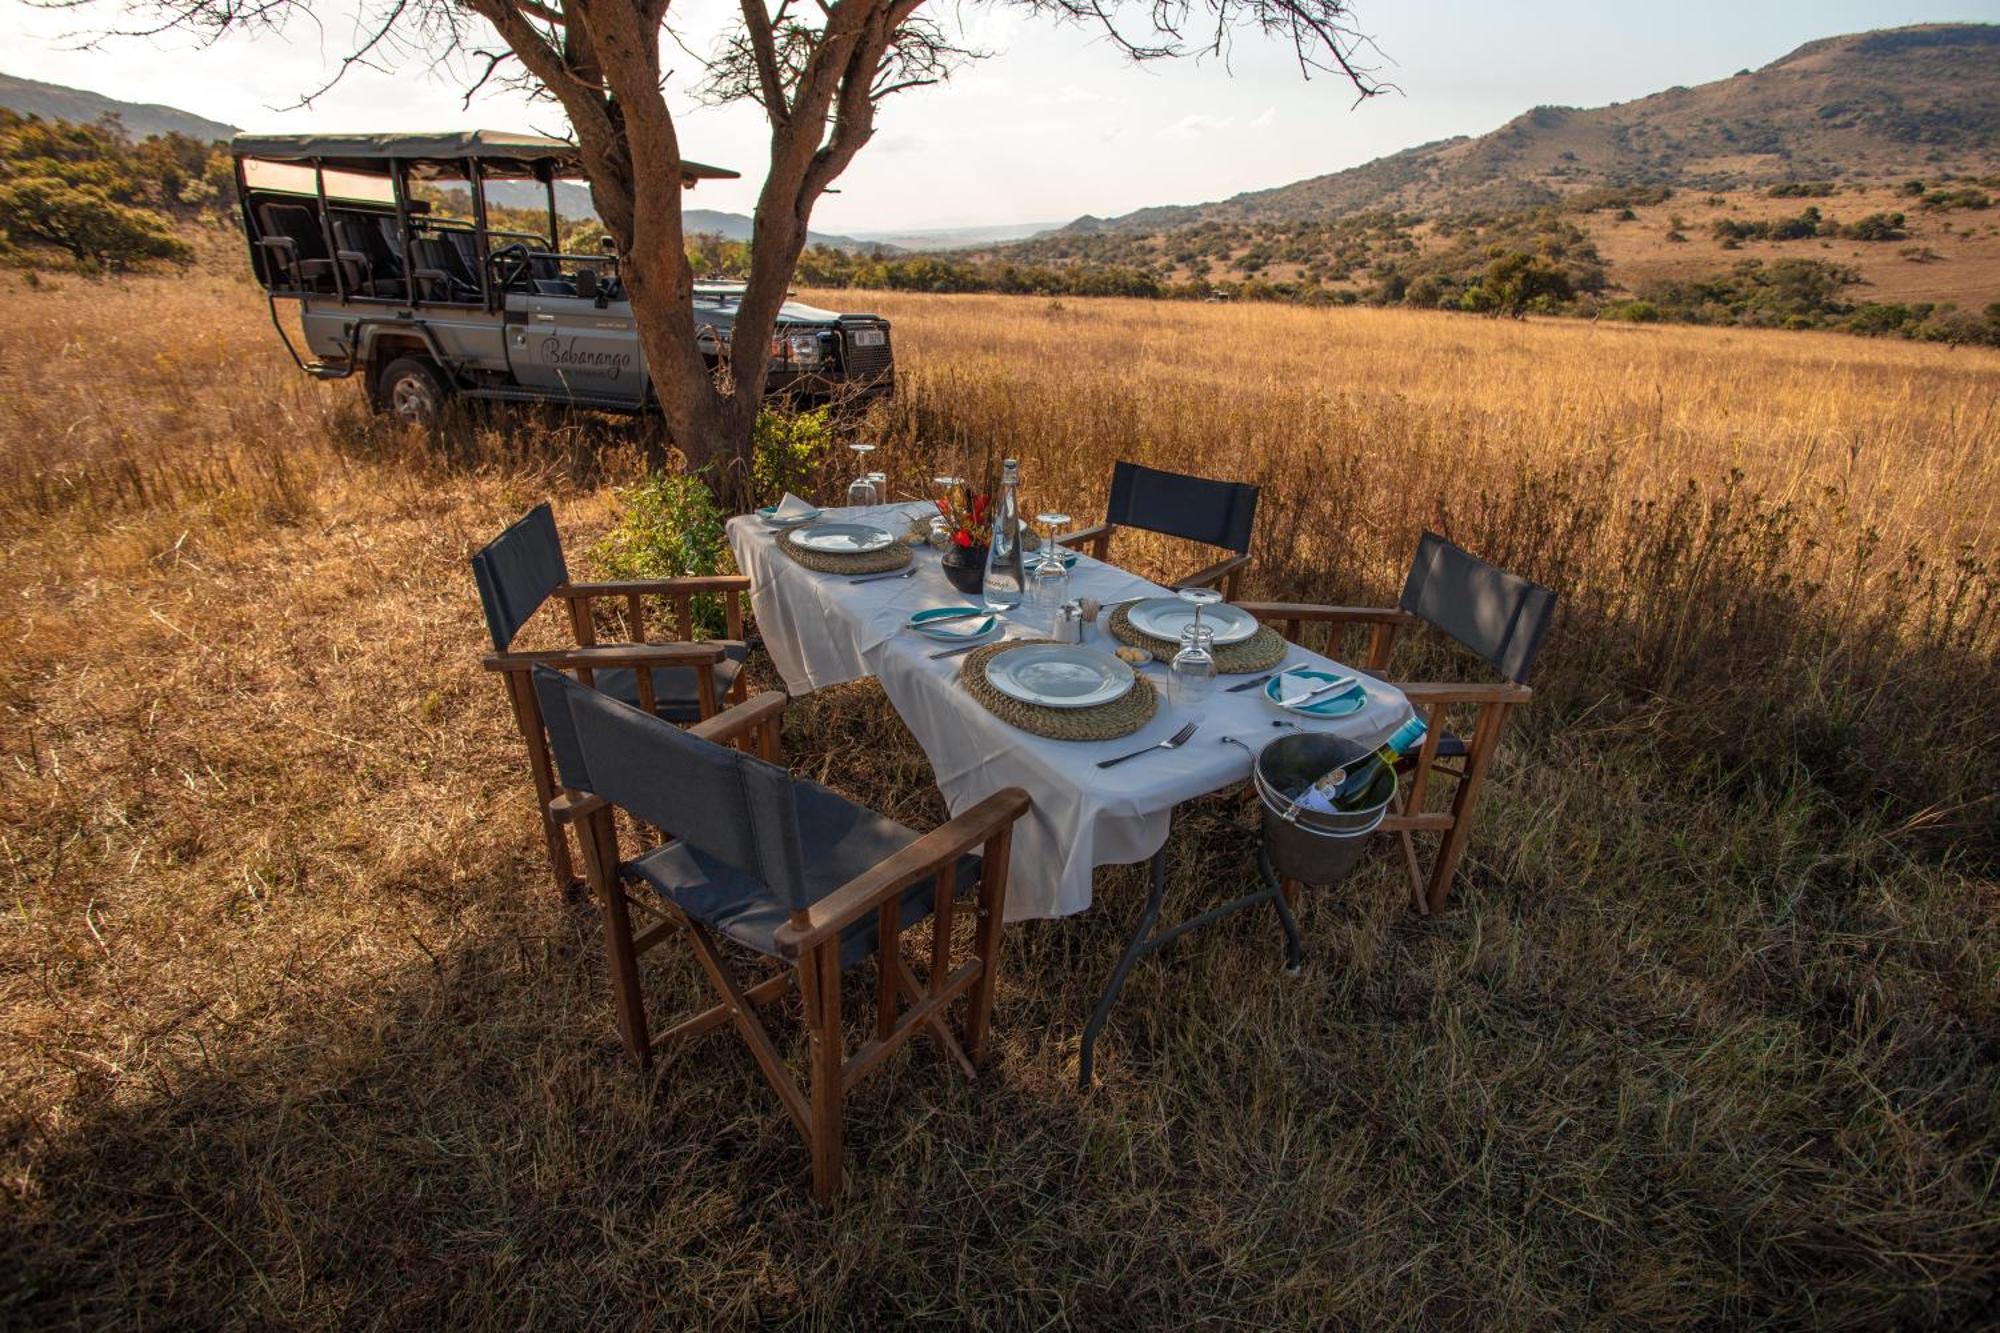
542, 336, 633, 380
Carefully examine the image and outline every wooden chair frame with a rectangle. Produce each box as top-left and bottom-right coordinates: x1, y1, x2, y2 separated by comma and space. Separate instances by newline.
1065, 522, 1251, 599
553, 689, 1030, 1205
1240, 602, 1533, 914
483, 574, 753, 897
1062, 463, 1259, 599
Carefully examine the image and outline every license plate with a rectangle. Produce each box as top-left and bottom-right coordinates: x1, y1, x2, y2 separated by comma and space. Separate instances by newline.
850, 329, 885, 347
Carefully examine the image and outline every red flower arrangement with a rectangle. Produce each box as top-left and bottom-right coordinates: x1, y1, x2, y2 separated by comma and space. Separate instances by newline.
936, 483, 994, 550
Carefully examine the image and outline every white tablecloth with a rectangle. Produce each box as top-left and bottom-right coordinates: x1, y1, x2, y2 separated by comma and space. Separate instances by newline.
726, 505, 1412, 920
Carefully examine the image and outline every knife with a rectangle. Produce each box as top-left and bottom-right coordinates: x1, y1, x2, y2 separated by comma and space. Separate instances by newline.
1227, 662, 1298, 693
912, 607, 990, 624
930, 634, 1007, 660
1278, 674, 1357, 708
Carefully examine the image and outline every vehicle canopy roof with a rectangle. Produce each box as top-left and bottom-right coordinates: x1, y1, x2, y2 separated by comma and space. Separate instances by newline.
230, 130, 737, 183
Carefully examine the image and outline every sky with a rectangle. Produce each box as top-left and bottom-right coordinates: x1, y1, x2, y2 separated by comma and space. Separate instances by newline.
3, 0, 1997, 230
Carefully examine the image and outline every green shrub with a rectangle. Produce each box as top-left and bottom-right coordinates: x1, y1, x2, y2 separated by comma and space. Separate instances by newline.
750, 404, 833, 505
588, 471, 730, 638
0, 176, 191, 270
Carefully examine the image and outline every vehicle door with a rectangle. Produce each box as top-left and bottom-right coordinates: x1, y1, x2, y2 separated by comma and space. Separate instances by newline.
504, 286, 648, 406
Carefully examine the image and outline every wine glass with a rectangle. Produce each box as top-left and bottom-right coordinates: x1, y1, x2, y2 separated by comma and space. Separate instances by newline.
1030, 511, 1071, 610
845, 442, 878, 507
1176, 585, 1223, 639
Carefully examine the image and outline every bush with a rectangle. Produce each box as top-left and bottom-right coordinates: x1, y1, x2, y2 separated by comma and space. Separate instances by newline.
588, 471, 730, 637
0, 176, 191, 270
750, 404, 833, 505
1603, 299, 1662, 323
1842, 212, 1908, 241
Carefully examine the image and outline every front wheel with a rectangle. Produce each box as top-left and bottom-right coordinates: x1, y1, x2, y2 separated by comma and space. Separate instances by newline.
376, 357, 448, 428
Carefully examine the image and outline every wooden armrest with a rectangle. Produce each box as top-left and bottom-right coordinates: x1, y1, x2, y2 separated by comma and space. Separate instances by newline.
772, 787, 1031, 958
480, 641, 725, 672
1395, 680, 1533, 706
687, 689, 787, 747
1060, 521, 1111, 547
1176, 552, 1249, 590
558, 576, 752, 598
1239, 602, 1419, 628
549, 791, 607, 824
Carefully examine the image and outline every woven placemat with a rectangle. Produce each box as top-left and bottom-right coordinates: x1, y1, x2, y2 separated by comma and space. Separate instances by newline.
777, 524, 914, 575
1107, 602, 1286, 673
960, 639, 1158, 742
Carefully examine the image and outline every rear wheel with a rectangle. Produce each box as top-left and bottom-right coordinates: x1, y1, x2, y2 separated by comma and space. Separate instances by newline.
376, 356, 448, 428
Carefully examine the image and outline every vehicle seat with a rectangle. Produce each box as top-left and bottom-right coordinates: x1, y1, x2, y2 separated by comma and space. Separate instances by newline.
411, 236, 482, 303
254, 203, 341, 292
331, 213, 408, 296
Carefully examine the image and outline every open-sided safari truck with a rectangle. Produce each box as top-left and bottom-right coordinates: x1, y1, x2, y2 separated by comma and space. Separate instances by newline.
230, 131, 895, 424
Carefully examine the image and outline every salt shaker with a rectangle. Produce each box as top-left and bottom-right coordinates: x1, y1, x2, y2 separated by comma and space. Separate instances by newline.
1054, 599, 1084, 644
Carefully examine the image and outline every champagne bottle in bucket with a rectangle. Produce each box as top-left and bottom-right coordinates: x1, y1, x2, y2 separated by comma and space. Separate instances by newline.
1293, 714, 1428, 814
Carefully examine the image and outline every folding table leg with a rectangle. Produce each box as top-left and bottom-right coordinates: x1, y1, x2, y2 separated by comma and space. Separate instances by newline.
1078, 821, 1309, 1090
1078, 841, 1170, 1091
1260, 848, 1304, 975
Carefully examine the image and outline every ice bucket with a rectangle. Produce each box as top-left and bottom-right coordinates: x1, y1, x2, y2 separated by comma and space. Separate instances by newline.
1254, 732, 1393, 886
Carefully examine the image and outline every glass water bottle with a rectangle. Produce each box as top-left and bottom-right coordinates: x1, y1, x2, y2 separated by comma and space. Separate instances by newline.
983, 459, 1025, 612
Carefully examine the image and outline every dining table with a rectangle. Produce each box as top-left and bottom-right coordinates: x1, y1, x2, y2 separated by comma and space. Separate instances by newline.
725, 502, 1414, 1084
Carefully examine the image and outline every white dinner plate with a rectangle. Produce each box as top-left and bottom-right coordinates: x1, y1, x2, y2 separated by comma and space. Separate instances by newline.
791, 521, 895, 554
984, 644, 1136, 710
1126, 597, 1259, 646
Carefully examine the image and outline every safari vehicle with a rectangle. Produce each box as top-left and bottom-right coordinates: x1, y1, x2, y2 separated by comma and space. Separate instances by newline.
230, 131, 894, 424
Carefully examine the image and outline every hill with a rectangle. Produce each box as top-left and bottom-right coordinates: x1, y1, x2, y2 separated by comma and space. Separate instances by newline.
1063, 23, 2000, 233
0, 70, 237, 144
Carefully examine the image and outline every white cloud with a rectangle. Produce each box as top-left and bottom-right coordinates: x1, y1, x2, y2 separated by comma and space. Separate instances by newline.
1162, 112, 1233, 139
1250, 106, 1278, 129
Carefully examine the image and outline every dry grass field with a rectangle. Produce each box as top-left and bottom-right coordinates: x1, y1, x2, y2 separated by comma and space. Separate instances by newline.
2, 268, 1997, 1328
1596, 186, 2000, 308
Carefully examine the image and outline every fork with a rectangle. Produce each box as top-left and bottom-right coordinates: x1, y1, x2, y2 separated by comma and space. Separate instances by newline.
1096, 721, 1199, 769
850, 568, 917, 585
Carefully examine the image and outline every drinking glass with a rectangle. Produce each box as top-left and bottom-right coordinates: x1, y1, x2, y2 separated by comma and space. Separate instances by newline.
1029, 511, 1071, 610
1168, 623, 1218, 712
928, 473, 964, 550
845, 442, 878, 506
1177, 585, 1223, 636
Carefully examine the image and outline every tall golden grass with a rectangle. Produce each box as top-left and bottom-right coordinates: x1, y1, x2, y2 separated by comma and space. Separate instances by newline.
2, 269, 1995, 1327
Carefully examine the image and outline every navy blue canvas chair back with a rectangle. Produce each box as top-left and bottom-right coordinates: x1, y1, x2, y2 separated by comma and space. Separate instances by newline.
1106, 461, 1259, 554
471, 504, 569, 651
530, 664, 593, 795
1398, 532, 1556, 684
541, 666, 813, 909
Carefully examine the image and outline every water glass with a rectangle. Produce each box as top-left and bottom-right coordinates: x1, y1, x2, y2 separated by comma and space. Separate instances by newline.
1029, 511, 1072, 610
1168, 623, 1218, 712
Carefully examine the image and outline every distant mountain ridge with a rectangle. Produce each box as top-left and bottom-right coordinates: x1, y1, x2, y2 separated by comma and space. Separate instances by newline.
0, 70, 237, 143
1059, 23, 2000, 235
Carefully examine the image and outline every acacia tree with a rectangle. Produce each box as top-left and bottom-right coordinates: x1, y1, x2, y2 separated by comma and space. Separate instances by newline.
77, 0, 1381, 493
